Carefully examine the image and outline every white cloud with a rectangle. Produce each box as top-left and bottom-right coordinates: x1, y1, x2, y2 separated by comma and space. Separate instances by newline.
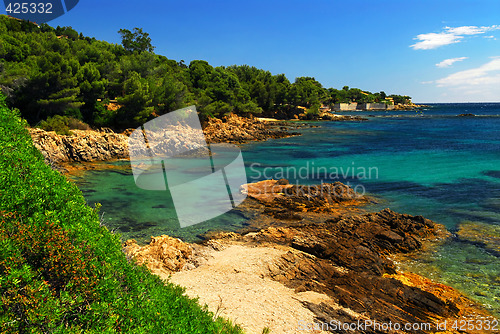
427, 58, 500, 101
435, 57, 468, 68
436, 57, 500, 89
411, 25, 500, 50
411, 32, 462, 50
435, 57, 500, 87
444, 25, 496, 35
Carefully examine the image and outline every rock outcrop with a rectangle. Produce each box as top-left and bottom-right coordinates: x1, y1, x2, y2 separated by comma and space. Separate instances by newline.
202, 113, 298, 143
317, 112, 367, 121
29, 128, 128, 163
125, 206, 493, 333
29, 114, 299, 164
288, 111, 368, 121
394, 103, 429, 110
123, 178, 494, 333
123, 235, 192, 272
241, 179, 367, 220
249, 208, 443, 276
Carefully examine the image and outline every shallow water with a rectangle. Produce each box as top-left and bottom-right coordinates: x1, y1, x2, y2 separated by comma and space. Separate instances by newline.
71, 103, 500, 317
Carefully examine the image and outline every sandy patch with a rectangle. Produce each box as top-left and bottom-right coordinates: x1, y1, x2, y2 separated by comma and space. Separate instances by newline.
256, 117, 280, 122
157, 244, 330, 334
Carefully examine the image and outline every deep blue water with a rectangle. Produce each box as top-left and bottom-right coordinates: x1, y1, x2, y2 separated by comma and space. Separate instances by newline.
71, 103, 500, 316
243, 104, 500, 230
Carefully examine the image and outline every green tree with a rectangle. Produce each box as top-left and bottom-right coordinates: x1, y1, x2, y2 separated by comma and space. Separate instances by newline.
116, 71, 154, 127
389, 94, 412, 104
274, 73, 291, 106
155, 76, 189, 115
55, 26, 79, 40
288, 77, 326, 108
14, 52, 84, 123
0, 16, 413, 129
189, 60, 214, 90
347, 88, 365, 103
118, 28, 155, 53
76, 63, 107, 122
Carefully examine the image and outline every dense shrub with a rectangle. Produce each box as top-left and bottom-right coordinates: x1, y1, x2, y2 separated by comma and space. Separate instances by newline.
0, 212, 99, 331
39, 114, 91, 135
0, 93, 243, 333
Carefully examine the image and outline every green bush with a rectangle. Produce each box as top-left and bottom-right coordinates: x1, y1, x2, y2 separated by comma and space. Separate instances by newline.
0, 212, 99, 332
38, 115, 91, 135
93, 102, 115, 127
0, 93, 243, 333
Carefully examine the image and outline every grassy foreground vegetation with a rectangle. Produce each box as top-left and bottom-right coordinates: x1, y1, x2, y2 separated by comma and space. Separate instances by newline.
0, 93, 242, 333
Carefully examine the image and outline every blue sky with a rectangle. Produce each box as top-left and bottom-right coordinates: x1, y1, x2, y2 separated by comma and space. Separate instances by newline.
3, 0, 500, 102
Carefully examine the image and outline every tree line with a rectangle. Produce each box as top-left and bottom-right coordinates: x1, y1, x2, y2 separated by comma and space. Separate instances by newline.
0, 16, 411, 131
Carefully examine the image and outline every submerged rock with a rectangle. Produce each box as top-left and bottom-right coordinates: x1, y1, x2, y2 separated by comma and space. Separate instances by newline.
456, 221, 500, 257
123, 196, 496, 333
125, 207, 494, 333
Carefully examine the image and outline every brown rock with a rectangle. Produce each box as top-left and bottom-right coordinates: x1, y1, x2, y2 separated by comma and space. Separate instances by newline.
247, 208, 440, 275
29, 128, 129, 163
318, 112, 368, 122
241, 179, 367, 220
30, 114, 300, 165
123, 235, 192, 272
202, 113, 298, 144
124, 206, 492, 333
237, 210, 475, 331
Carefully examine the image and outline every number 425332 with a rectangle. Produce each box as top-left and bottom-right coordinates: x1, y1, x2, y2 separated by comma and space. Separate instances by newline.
5, 2, 53, 14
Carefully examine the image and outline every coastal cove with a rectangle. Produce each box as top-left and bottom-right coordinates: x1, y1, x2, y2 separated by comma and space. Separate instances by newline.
67, 103, 500, 320
3, 5, 500, 332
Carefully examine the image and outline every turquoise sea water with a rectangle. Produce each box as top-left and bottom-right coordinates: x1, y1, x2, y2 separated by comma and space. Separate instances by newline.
71, 103, 500, 316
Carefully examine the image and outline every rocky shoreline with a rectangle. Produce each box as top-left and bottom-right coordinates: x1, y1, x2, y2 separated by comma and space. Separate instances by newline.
29, 113, 304, 165
29, 127, 129, 164
28, 112, 370, 165
202, 112, 302, 143
124, 180, 496, 333
394, 103, 430, 111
